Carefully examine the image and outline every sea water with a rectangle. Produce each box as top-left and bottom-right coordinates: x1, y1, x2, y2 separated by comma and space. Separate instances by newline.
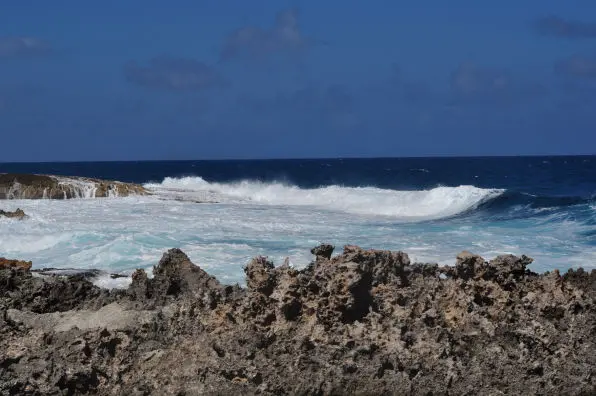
1, 156, 594, 287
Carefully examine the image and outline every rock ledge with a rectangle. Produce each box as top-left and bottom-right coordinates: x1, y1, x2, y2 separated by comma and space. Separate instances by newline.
0, 173, 148, 199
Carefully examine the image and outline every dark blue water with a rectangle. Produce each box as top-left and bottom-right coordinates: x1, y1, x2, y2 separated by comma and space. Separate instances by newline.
2, 155, 594, 213
1, 156, 594, 192
2, 156, 594, 276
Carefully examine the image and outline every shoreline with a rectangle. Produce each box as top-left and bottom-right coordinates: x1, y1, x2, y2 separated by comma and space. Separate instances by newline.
0, 173, 594, 282
1, 245, 594, 394
0, 173, 148, 199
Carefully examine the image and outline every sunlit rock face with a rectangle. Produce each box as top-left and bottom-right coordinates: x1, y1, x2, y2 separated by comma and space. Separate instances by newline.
0, 173, 148, 199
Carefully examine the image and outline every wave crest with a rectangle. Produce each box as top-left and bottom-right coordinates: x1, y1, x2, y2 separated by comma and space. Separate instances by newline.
145, 177, 504, 221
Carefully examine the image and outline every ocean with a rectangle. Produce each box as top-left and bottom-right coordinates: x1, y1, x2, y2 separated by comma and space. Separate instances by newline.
1, 156, 594, 286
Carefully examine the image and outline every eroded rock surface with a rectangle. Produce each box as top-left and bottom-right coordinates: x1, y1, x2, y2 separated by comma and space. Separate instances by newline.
0, 246, 594, 395
0, 208, 26, 219
0, 173, 148, 199
0, 258, 33, 271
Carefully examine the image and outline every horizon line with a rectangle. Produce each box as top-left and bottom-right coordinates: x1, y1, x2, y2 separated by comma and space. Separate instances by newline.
1, 153, 595, 165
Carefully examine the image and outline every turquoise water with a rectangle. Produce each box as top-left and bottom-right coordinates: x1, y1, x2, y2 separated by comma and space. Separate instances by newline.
0, 156, 594, 286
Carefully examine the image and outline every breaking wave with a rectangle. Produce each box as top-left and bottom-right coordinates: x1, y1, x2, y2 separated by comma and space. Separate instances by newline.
145, 176, 504, 221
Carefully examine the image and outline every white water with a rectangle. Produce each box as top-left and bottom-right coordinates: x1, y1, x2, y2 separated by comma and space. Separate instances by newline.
57, 178, 98, 199
146, 177, 504, 220
1, 179, 594, 288
5, 176, 116, 199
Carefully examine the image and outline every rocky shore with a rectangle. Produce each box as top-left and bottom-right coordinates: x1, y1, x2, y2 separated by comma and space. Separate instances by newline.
0, 208, 26, 219
0, 174, 148, 199
1, 245, 594, 395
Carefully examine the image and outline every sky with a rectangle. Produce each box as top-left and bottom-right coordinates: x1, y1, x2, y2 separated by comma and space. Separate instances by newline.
1, 0, 595, 161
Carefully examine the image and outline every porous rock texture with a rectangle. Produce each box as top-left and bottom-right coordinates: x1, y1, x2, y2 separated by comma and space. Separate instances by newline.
0, 173, 148, 199
0, 208, 26, 219
0, 258, 32, 271
0, 245, 594, 395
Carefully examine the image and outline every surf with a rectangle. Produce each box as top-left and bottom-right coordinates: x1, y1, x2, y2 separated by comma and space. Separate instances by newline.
145, 176, 504, 221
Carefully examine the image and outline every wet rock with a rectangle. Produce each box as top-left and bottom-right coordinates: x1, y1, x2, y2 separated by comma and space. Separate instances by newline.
0, 173, 148, 199
1, 263, 115, 313
0, 208, 26, 219
310, 244, 334, 259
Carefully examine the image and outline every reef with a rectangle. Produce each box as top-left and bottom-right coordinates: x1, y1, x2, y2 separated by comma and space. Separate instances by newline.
0, 173, 148, 199
0, 245, 594, 395
0, 208, 26, 219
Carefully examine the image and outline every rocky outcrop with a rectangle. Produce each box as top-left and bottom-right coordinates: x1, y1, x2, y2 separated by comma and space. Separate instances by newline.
0, 208, 26, 219
0, 258, 32, 271
0, 245, 594, 395
0, 173, 148, 199
0, 263, 115, 313
310, 243, 335, 259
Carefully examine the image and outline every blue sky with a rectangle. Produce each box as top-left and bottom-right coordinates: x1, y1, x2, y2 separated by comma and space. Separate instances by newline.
1, 1, 595, 161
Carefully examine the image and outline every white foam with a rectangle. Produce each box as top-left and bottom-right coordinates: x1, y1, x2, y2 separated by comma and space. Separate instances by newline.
145, 177, 504, 221
0, 233, 72, 254
94, 274, 133, 289
7, 181, 22, 199
57, 177, 98, 199
1, 185, 593, 288
107, 187, 119, 198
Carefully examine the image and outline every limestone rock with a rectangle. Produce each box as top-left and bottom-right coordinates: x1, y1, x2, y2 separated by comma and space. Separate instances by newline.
0, 258, 32, 271
310, 243, 334, 259
1, 245, 594, 395
0, 173, 148, 199
0, 208, 26, 219
128, 248, 226, 309
245, 256, 276, 296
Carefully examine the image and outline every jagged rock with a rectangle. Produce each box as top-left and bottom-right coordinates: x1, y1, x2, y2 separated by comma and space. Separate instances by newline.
310, 243, 334, 259
489, 253, 534, 281
245, 256, 276, 296
0, 173, 148, 199
129, 269, 150, 301
454, 250, 535, 288
0, 263, 115, 313
563, 267, 596, 292
129, 248, 225, 309
454, 250, 486, 280
1, 246, 595, 395
0, 208, 26, 219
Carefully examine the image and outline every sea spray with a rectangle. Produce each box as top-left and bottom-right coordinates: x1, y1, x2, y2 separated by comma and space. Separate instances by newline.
145, 176, 504, 220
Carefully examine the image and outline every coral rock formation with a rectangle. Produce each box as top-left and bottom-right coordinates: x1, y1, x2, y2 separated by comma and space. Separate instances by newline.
0, 173, 148, 199
0, 258, 32, 271
0, 245, 594, 395
0, 208, 26, 219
